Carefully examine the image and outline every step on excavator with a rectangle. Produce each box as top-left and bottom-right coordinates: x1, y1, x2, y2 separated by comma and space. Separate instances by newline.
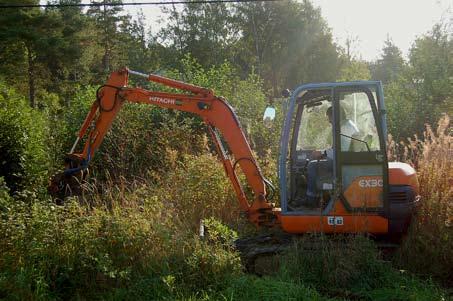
49, 68, 421, 271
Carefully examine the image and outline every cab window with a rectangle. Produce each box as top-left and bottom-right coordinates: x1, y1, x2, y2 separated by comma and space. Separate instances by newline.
296, 99, 332, 151
338, 91, 381, 152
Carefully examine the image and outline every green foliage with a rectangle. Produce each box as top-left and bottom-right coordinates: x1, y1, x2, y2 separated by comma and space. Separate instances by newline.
150, 153, 240, 231
0, 186, 243, 300
159, 1, 237, 68
167, 56, 278, 155
338, 59, 371, 81
217, 275, 328, 301
0, 82, 48, 193
0, 145, 449, 300
279, 236, 386, 291
87, 0, 132, 79
384, 77, 419, 140
370, 37, 406, 84
48, 58, 273, 184
409, 23, 453, 108
0, 3, 452, 300
183, 239, 242, 292
160, 0, 340, 91
95, 103, 206, 181
384, 23, 453, 140
0, 177, 12, 214
203, 217, 238, 245
235, 0, 339, 91
278, 235, 445, 300
0, 1, 90, 106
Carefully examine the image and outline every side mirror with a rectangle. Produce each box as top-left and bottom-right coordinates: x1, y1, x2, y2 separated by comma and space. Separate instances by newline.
282, 89, 291, 98
263, 106, 276, 128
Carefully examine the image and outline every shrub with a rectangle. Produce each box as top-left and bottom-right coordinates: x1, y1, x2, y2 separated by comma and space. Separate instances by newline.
0, 82, 48, 193
0, 190, 244, 300
0, 150, 249, 300
150, 153, 243, 231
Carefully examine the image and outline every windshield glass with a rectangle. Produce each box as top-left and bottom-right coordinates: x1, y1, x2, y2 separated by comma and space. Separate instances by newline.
296, 99, 332, 151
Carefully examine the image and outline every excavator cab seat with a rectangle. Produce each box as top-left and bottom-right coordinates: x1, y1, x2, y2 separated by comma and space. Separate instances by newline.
305, 158, 333, 207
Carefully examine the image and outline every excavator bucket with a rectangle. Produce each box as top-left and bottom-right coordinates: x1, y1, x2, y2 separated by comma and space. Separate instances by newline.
48, 154, 88, 204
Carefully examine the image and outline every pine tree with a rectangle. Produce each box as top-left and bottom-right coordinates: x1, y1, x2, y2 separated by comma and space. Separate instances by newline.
370, 37, 405, 84
87, 0, 127, 79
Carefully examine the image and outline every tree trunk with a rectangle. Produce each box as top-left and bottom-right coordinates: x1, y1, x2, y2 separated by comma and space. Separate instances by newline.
26, 44, 36, 108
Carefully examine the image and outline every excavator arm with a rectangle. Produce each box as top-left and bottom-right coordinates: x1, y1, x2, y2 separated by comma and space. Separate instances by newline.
49, 68, 279, 227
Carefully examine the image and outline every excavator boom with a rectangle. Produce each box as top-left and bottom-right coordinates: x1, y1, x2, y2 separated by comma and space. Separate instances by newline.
49, 68, 279, 227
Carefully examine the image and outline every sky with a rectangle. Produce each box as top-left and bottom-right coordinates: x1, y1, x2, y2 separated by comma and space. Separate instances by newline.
71, 0, 453, 62
310, 0, 452, 61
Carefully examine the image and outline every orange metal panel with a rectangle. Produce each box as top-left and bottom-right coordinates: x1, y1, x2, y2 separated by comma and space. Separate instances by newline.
388, 162, 419, 193
280, 198, 388, 234
280, 214, 388, 234
344, 176, 384, 208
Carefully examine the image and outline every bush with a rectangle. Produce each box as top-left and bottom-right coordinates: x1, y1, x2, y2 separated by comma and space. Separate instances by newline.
0, 190, 244, 300
0, 147, 249, 300
0, 82, 48, 193
150, 153, 243, 232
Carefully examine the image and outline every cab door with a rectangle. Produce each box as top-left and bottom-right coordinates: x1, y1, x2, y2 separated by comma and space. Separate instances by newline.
333, 86, 388, 213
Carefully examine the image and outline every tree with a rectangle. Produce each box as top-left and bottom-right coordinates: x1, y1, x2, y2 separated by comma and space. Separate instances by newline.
0, 81, 48, 192
0, 0, 58, 107
408, 23, 452, 109
234, 0, 339, 94
337, 35, 371, 81
42, 0, 95, 101
159, 2, 238, 69
117, 10, 163, 78
338, 60, 371, 81
87, 0, 128, 79
0, 0, 90, 106
383, 22, 452, 139
370, 37, 405, 84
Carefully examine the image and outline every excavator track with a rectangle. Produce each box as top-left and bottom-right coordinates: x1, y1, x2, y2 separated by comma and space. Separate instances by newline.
234, 232, 294, 275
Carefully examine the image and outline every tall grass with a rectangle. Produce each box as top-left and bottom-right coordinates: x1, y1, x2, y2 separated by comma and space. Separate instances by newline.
389, 114, 452, 285
278, 235, 444, 300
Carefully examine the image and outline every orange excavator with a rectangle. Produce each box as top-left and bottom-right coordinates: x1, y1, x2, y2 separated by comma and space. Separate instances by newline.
49, 68, 420, 257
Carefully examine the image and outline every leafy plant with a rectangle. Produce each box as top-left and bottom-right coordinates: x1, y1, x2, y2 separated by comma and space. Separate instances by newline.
0, 82, 48, 193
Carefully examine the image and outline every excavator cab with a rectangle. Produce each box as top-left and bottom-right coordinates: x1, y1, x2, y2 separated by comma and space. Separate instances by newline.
278, 82, 402, 234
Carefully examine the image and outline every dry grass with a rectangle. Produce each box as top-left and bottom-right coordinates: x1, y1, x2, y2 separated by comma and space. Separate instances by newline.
389, 114, 452, 285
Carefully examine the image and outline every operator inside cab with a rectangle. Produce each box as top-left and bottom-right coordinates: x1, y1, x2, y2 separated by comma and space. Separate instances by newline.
311, 106, 360, 159
304, 106, 359, 207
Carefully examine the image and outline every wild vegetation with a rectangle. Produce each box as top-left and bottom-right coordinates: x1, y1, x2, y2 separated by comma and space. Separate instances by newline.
0, 0, 452, 300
